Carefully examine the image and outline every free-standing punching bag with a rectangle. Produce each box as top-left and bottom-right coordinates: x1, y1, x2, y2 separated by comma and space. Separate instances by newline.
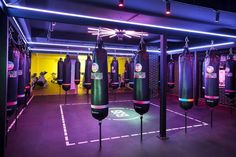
124, 59, 130, 84
17, 52, 26, 105
83, 54, 92, 90
168, 55, 175, 88
133, 38, 149, 142
91, 37, 108, 149
225, 50, 236, 99
57, 58, 63, 85
129, 57, 135, 88
74, 58, 81, 85
91, 39, 108, 121
110, 56, 119, 89
204, 49, 220, 108
62, 55, 71, 91
7, 45, 20, 110
179, 38, 194, 133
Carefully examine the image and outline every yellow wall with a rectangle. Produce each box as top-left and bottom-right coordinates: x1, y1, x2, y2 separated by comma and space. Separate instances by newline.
31, 53, 127, 95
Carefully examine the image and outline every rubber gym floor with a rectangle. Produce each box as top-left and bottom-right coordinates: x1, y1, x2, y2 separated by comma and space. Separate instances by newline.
6, 93, 236, 157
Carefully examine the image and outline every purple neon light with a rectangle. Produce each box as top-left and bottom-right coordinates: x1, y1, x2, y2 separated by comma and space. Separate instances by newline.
3, 0, 236, 39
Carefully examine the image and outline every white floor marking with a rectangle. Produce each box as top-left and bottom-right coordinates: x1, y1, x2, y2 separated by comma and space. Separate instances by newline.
7, 95, 34, 133
60, 100, 209, 146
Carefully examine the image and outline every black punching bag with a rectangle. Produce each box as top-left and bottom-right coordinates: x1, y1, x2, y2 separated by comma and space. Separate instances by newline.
7, 46, 20, 109
91, 40, 108, 121
129, 57, 135, 88
62, 55, 71, 91
204, 50, 220, 107
133, 41, 150, 115
225, 53, 236, 98
168, 56, 175, 88
179, 47, 194, 110
124, 59, 130, 84
83, 54, 92, 90
110, 56, 119, 89
57, 58, 63, 85
17, 52, 26, 103
24, 53, 31, 95
74, 58, 81, 85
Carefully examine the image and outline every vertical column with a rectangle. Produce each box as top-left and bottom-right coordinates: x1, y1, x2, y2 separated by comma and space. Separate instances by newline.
0, 10, 8, 157
159, 35, 167, 139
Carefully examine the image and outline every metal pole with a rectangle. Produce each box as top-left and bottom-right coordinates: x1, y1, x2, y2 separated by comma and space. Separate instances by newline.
140, 115, 143, 142
185, 111, 187, 134
193, 51, 199, 106
0, 10, 9, 157
211, 108, 213, 128
159, 35, 167, 139
99, 121, 102, 150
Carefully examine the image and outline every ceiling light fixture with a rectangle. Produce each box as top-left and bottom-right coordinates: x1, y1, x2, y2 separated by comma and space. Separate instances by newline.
165, 0, 171, 15
118, 0, 124, 8
215, 10, 220, 22
88, 27, 148, 40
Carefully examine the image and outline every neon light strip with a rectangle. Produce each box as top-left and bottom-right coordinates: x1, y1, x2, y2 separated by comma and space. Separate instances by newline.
3, 0, 236, 39
11, 17, 27, 44
29, 48, 135, 56
28, 41, 160, 53
168, 42, 235, 54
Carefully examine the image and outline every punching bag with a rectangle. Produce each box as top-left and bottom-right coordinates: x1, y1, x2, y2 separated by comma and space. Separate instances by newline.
133, 41, 150, 115
124, 59, 130, 84
74, 58, 81, 85
24, 53, 31, 95
83, 54, 92, 90
17, 52, 26, 104
62, 55, 71, 91
91, 40, 108, 121
7, 46, 20, 109
225, 53, 236, 98
57, 58, 63, 85
168, 57, 175, 88
202, 58, 206, 91
110, 56, 119, 89
179, 47, 194, 110
204, 50, 220, 107
129, 57, 135, 88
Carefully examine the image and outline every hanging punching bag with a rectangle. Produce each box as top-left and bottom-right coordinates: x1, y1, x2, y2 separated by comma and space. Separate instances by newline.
62, 55, 71, 91
225, 52, 236, 99
7, 45, 20, 109
129, 57, 135, 88
91, 40, 108, 121
24, 53, 31, 94
168, 56, 175, 88
74, 58, 81, 85
57, 58, 63, 85
110, 56, 119, 89
17, 52, 26, 104
133, 40, 150, 115
204, 49, 220, 107
179, 47, 194, 110
124, 59, 130, 84
83, 54, 92, 90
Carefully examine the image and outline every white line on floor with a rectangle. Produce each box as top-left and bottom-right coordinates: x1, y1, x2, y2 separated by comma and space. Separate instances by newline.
7, 95, 34, 133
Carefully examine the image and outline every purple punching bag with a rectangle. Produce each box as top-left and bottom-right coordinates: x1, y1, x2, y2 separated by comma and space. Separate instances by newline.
168, 55, 175, 88
83, 54, 92, 90
74, 58, 81, 85
110, 56, 119, 89
62, 55, 71, 91
204, 47, 220, 108
129, 57, 135, 88
225, 49, 236, 99
7, 45, 20, 110
124, 59, 130, 84
57, 58, 63, 85
17, 51, 26, 104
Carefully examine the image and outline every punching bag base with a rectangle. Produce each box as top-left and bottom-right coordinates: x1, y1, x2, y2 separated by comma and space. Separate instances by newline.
62, 84, 71, 91
91, 108, 108, 121
133, 100, 150, 115
179, 102, 193, 110
205, 99, 219, 108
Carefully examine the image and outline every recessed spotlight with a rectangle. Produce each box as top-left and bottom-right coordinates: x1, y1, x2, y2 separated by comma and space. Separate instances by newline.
118, 0, 124, 8
165, 0, 171, 15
